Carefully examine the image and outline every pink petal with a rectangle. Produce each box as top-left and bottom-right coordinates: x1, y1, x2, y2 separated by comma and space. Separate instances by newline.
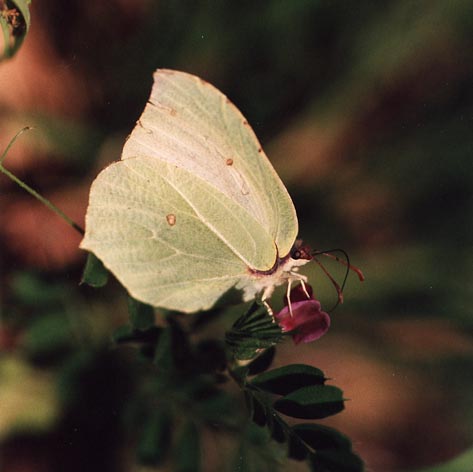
276, 299, 330, 344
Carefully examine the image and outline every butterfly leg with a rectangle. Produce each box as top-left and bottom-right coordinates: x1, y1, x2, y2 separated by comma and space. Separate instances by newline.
286, 272, 310, 317
261, 286, 276, 320
286, 279, 294, 317
300, 279, 311, 299
262, 299, 275, 320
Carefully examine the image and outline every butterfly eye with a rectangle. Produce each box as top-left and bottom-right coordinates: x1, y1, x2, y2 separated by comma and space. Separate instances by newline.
291, 249, 302, 260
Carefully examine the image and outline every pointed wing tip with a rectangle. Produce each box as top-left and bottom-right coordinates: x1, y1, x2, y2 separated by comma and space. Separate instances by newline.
154, 68, 176, 76
154, 68, 194, 81
153, 69, 211, 88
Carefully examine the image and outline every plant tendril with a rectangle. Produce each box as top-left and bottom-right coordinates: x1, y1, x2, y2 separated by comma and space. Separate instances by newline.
0, 127, 85, 235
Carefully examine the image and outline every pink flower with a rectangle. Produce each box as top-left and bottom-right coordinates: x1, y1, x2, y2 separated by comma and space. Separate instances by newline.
276, 285, 330, 344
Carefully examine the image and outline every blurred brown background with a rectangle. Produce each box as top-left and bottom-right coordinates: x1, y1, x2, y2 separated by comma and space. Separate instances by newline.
1, 1, 472, 471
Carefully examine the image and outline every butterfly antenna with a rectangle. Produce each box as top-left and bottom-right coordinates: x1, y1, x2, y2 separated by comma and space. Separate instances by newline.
312, 257, 344, 311
311, 248, 364, 312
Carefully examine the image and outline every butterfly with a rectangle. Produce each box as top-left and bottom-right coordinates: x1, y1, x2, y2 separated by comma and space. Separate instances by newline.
81, 69, 321, 313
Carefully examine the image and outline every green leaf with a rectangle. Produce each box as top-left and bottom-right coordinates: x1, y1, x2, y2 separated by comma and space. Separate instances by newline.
0, 0, 31, 60
225, 329, 281, 360
250, 364, 326, 395
288, 433, 309, 461
225, 303, 283, 360
246, 346, 276, 376
274, 385, 345, 419
232, 302, 278, 332
80, 253, 109, 287
128, 297, 155, 330
137, 409, 172, 466
292, 423, 352, 451
174, 421, 201, 472
310, 449, 364, 472
291, 424, 365, 469
226, 336, 279, 361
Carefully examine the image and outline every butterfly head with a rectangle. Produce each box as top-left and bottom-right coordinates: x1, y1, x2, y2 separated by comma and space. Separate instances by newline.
289, 239, 313, 267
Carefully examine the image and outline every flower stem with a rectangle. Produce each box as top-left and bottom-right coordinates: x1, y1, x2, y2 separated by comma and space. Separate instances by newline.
0, 127, 85, 236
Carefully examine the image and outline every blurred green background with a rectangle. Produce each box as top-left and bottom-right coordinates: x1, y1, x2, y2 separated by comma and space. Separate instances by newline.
0, 1, 472, 471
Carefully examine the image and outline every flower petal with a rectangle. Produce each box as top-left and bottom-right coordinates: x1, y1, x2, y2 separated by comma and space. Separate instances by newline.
276, 299, 330, 344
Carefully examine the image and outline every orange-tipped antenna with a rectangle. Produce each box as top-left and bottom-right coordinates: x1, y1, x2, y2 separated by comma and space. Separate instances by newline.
313, 257, 344, 307
314, 249, 365, 282
311, 248, 364, 312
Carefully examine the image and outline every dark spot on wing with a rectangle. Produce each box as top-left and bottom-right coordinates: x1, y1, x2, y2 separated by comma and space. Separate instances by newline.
226, 158, 234, 166
166, 214, 176, 226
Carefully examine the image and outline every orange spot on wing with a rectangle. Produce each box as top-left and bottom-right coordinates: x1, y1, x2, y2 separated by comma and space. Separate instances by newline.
166, 214, 176, 226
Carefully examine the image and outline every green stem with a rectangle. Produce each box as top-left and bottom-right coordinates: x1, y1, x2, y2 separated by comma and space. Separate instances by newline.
0, 127, 85, 236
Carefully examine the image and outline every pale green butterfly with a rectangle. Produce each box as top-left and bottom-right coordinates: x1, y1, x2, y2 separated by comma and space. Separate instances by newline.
80, 69, 313, 313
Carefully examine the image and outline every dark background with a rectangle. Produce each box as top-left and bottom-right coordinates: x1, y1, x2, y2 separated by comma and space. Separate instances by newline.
0, 1, 472, 471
